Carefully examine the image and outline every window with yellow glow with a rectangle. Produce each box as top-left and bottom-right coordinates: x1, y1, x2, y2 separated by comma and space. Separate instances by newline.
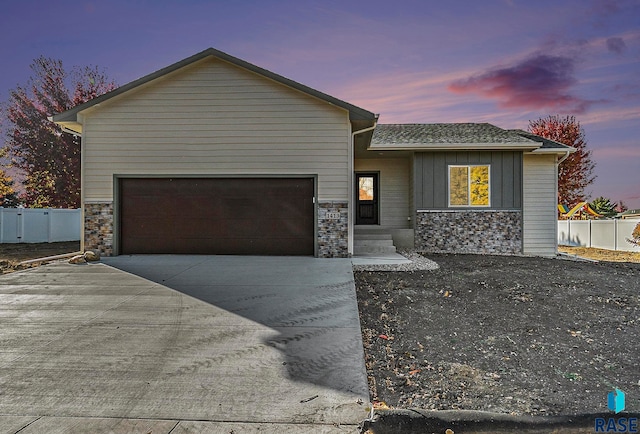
359, 176, 374, 201
449, 165, 490, 207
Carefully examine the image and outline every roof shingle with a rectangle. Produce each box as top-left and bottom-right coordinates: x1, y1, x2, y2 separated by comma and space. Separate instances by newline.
509, 129, 575, 150
372, 123, 535, 145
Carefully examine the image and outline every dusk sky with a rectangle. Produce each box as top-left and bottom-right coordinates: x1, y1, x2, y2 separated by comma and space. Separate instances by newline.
1, 0, 639, 207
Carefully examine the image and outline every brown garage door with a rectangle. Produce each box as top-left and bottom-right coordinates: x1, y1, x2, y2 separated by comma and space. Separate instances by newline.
119, 178, 314, 255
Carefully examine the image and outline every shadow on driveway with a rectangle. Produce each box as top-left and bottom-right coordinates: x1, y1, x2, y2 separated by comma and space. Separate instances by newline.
102, 255, 370, 421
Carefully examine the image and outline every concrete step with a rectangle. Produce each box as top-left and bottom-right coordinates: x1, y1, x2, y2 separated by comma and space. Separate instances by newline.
354, 227, 392, 234
354, 233, 393, 241
354, 245, 397, 255
354, 239, 396, 247
353, 228, 397, 255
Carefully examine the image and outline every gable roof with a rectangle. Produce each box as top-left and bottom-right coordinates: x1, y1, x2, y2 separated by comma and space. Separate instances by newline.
370, 123, 543, 151
51, 48, 376, 134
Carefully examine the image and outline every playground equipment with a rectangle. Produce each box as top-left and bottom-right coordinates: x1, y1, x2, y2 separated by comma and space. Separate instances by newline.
558, 202, 603, 219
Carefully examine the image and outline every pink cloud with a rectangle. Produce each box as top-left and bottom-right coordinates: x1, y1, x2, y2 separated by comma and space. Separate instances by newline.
448, 54, 594, 113
331, 70, 469, 121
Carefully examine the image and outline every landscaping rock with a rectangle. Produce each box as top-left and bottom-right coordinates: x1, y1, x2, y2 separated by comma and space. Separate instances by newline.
83, 250, 100, 261
68, 254, 86, 264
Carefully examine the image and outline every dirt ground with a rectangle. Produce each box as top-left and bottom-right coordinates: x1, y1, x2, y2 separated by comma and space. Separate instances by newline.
0, 241, 80, 273
355, 253, 640, 417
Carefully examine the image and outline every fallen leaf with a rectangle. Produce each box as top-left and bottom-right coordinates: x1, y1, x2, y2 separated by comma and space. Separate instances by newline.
379, 334, 389, 340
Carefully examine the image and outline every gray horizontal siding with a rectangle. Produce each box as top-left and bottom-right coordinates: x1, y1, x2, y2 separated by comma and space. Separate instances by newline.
354, 158, 411, 228
414, 151, 522, 210
81, 57, 351, 201
523, 154, 558, 257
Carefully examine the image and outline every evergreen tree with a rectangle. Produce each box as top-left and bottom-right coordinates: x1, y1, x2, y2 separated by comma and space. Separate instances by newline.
590, 196, 617, 218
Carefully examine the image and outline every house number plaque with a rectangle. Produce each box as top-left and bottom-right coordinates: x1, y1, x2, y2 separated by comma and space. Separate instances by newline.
326, 212, 341, 220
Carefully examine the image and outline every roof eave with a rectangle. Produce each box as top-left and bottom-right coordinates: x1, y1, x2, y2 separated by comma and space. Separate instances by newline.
46, 115, 83, 135
58, 122, 83, 135
368, 142, 542, 152
529, 146, 577, 154
510, 129, 575, 152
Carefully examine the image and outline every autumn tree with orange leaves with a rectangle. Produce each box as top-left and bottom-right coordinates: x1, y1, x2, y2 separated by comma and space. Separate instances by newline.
2, 57, 116, 208
528, 115, 595, 207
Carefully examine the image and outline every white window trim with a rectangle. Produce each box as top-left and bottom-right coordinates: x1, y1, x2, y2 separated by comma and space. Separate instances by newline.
448, 164, 491, 208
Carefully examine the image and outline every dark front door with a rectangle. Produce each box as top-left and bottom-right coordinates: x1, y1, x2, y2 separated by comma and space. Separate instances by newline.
355, 173, 379, 225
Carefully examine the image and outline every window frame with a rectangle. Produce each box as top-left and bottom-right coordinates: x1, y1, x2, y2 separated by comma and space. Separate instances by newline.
448, 164, 491, 208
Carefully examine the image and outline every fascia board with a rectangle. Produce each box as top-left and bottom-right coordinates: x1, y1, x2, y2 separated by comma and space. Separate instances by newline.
368, 142, 542, 152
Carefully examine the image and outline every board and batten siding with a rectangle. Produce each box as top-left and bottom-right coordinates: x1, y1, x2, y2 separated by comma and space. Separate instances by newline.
523, 153, 558, 257
354, 158, 411, 228
413, 151, 523, 209
81, 57, 351, 201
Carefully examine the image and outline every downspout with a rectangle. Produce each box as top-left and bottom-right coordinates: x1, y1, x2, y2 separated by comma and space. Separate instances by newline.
554, 149, 572, 254
557, 149, 571, 165
348, 118, 378, 256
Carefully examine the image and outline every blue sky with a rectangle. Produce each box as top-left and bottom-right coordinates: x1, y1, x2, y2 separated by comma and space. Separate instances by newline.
2, 0, 639, 207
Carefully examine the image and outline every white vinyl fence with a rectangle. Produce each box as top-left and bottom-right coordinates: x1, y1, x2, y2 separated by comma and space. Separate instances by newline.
558, 219, 640, 252
0, 208, 81, 243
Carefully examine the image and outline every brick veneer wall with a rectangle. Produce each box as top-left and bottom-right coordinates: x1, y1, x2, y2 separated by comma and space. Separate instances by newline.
84, 202, 114, 256
317, 201, 349, 258
416, 210, 522, 255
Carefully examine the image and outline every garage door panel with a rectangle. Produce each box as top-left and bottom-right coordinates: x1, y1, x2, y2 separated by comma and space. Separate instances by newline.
266, 218, 312, 237
176, 218, 216, 238
121, 217, 174, 238
123, 237, 176, 254
119, 178, 314, 255
121, 195, 167, 216
174, 195, 213, 212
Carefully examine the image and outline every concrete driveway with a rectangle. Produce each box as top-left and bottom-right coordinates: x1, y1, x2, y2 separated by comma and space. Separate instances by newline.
0, 256, 369, 433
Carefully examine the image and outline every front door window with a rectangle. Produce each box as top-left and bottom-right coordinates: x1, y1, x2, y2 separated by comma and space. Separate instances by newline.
356, 173, 379, 225
359, 176, 375, 201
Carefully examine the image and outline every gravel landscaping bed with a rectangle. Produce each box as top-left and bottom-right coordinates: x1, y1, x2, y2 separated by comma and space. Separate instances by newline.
353, 250, 440, 272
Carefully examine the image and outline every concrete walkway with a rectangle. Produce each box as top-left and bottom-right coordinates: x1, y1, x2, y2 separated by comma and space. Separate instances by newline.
0, 256, 370, 433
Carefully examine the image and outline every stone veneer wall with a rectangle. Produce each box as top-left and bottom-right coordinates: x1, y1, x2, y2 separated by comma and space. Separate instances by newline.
416, 210, 522, 255
317, 201, 349, 258
84, 200, 350, 258
84, 202, 114, 256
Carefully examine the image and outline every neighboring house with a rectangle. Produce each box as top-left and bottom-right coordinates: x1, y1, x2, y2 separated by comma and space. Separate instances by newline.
52, 48, 573, 258
618, 209, 640, 219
